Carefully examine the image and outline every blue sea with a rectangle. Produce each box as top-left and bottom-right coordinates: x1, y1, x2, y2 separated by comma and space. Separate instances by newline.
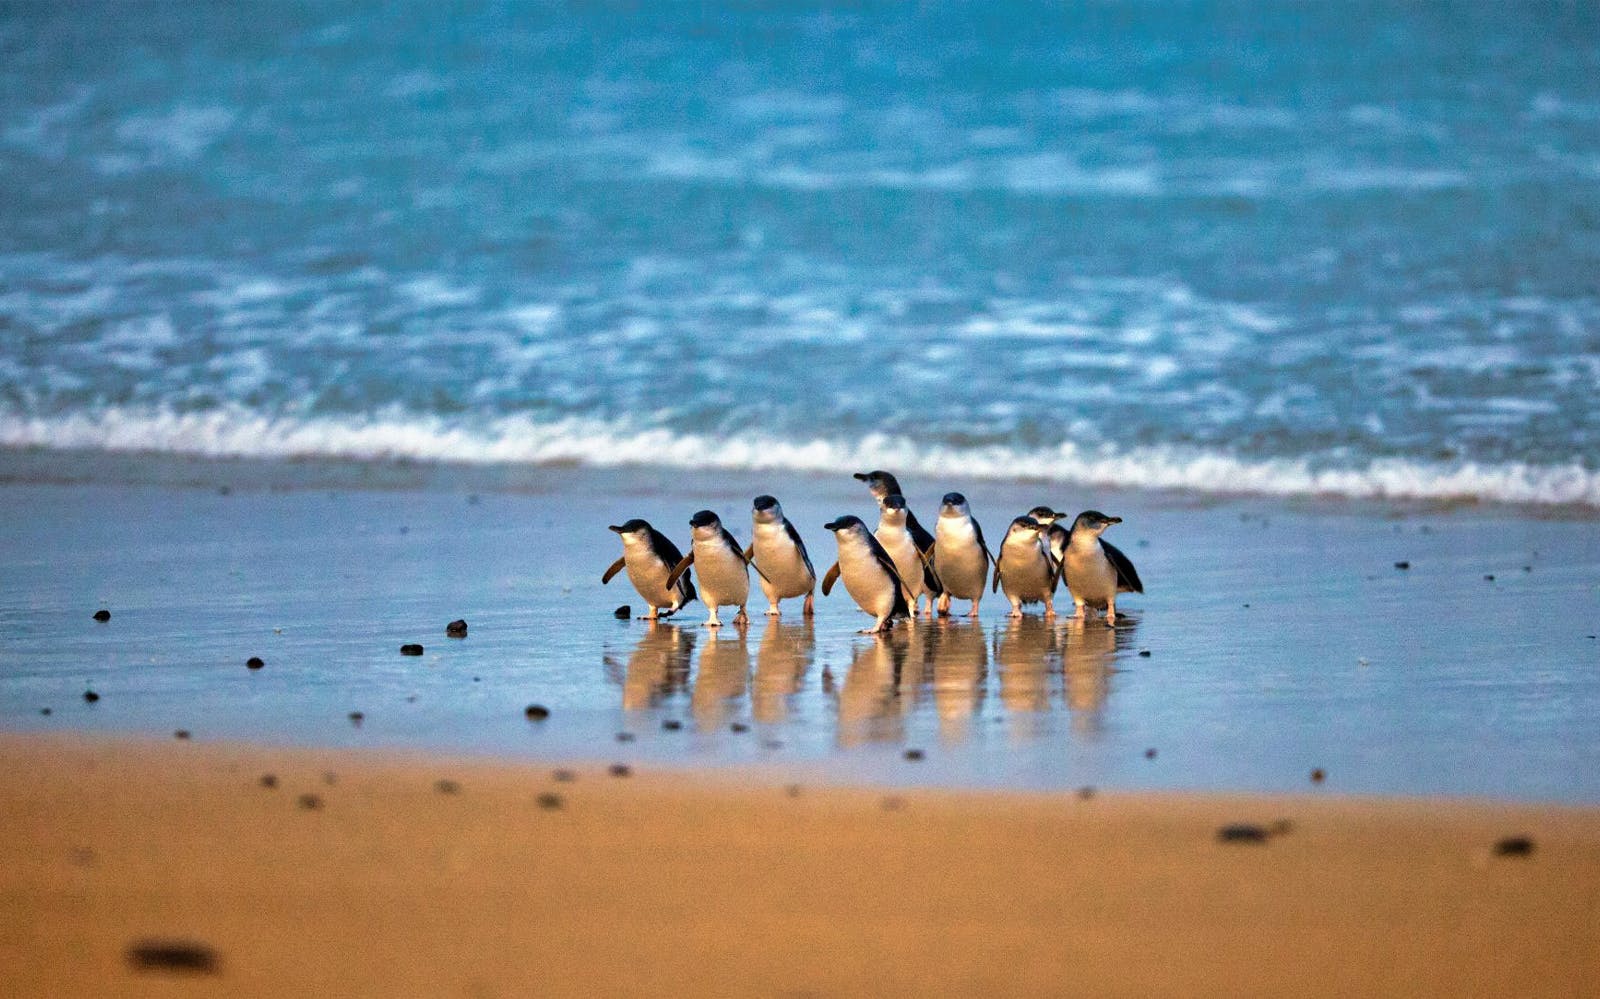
2, 2, 1599, 505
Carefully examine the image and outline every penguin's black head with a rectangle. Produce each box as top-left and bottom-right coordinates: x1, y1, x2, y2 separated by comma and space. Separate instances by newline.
1010, 516, 1041, 532
689, 509, 720, 529
882, 494, 907, 511
853, 470, 901, 499
1072, 510, 1122, 531
1026, 506, 1056, 523
941, 492, 968, 509
824, 515, 865, 532
609, 518, 651, 535
752, 494, 779, 513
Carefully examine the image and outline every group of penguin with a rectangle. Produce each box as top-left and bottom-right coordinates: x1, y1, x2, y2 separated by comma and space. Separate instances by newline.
603, 470, 1143, 635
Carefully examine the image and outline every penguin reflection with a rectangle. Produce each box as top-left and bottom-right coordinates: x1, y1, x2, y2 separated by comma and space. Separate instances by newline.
752, 619, 815, 724
837, 632, 907, 747
620, 621, 694, 712
1061, 615, 1137, 733
690, 623, 751, 729
995, 616, 1056, 735
928, 619, 988, 742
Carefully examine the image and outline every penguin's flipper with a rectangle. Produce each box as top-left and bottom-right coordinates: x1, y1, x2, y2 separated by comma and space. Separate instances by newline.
665, 552, 695, 590
1102, 539, 1144, 594
973, 518, 995, 567
991, 544, 1006, 593
918, 547, 944, 595
602, 556, 627, 585
821, 562, 841, 596
784, 518, 818, 583
742, 544, 754, 562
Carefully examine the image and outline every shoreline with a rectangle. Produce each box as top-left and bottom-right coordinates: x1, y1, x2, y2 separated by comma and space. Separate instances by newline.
6, 733, 1599, 996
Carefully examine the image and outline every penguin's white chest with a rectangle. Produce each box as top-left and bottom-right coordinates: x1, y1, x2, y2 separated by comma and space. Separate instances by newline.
751, 521, 813, 598
1065, 541, 1118, 606
875, 525, 923, 598
694, 539, 750, 607
999, 538, 1052, 601
934, 519, 987, 599
622, 544, 675, 605
837, 540, 899, 618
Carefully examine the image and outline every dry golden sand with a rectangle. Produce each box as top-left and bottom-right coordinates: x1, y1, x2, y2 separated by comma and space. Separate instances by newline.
3, 735, 1598, 997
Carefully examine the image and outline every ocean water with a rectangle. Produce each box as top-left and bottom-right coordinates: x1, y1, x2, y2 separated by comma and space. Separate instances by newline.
2, 3, 1599, 505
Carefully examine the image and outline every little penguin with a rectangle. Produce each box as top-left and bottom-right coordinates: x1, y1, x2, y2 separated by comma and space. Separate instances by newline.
666, 510, 757, 628
874, 494, 941, 614
1062, 510, 1144, 625
820, 515, 910, 634
603, 519, 697, 619
853, 470, 942, 611
1026, 505, 1072, 572
747, 494, 817, 617
933, 492, 993, 618
993, 516, 1058, 617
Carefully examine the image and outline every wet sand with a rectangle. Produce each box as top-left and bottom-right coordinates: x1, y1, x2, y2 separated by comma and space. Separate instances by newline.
4, 734, 1598, 997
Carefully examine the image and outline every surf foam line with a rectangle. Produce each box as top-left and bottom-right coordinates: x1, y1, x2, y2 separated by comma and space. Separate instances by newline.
3, 407, 1598, 508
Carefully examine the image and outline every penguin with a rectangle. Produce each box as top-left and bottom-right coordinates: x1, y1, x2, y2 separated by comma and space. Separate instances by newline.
932, 492, 993, 618
992, 516, 1058, 617
1026, 505, 1072, 573
820, 515, 911, 634
665, 510, 757, 628
747, 494, 817, 618
853, 470, 943, 611
603, 519, 696, 619
873, 494, 940, 615
1062, 510, 1144, 625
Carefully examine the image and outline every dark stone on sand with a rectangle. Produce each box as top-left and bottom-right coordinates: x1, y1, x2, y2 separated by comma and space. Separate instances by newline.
1523, 565, 1533, 572
903, 749, 925, 761
174, 729, 191, 740
1144, 748, 1157, 759
615, 731, 635, 742
881, 796, 905, 811
246, 657, 264, 670
446, 619, 468, 637
1217, 824, 1269, 844
1394, 561, 1411, 570
785, 784, 803, 799
400, 643, 424, 656
83, 690, 99, 703
662, 719, 683, 731
435, 779, 461, 795
126, 940, 219, 975
297, 793, 322, 810
259, 774, 278, 789
1077, 786, 1096, 800
613, 604, 631, 619
730, 722, 749, 733
1138, 649, 1152, 657
1492, 836, 1535, 857
348, 711, 364, 725
1484, 574, 1496, 581
525, 704, 550, 720
552, 769, 575, 782
536, 792, 563, 810
1311, 768, 1326, 784
40, 707, 51, 716
608, 763, 632, 778
93, 609, 111, 622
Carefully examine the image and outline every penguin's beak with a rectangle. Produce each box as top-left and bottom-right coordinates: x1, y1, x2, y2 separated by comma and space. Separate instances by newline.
852, 472, 870, 482
607, 525, 624, 533
1106, 516, 1123, 525
823, 519, 844, 531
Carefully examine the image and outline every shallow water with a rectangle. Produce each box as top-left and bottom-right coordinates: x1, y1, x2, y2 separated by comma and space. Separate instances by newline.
2, 470, 1597, 801
2, 3, 1599, 504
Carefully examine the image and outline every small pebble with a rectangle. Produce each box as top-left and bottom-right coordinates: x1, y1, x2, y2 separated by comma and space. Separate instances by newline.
1311, 768, 1326, 784
259, 774, 278, 789
93, 609, 111, 622
174, 729, 191, 740
661, 719, 683, 731
616, 731, 636, 743
903, 748, 925, 761
608, 763, 632, 778
246, 657, 264, 670
881, 796, 905, 811
1144, 748, 1157, 760
613, 604, 631, 619
126, 940, 219, 975
1523, 565, 1532, 572
348, 711, 364, 725
1484, 574, 1496, 582
39, 707, 51, 716
552, 769, 575, 782
730, 722, 749, 733
1394, 561, 1411, 570
525, 704, 550, 720
400, 643, 424, 656
535, 792, 563, 810
1138, 649, 1152, 657
83, 690, 100, 703
1217, 823, 1269, 844
446, 619, 468, 638
785, 784, 803, 799
1492, 836, 1535, 857
435, 779, 461, 795
1077, 786, 1096, 800
297, 793, 322, 810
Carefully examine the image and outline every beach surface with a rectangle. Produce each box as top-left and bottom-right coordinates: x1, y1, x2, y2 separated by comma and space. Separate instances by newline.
4, 733, 1598, 997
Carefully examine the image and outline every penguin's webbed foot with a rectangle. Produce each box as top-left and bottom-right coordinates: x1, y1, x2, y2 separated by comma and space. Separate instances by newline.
733, 608, 749, 626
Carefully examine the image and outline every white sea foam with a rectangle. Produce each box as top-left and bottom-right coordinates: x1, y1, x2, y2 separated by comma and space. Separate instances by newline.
3, 408, 1598, 509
